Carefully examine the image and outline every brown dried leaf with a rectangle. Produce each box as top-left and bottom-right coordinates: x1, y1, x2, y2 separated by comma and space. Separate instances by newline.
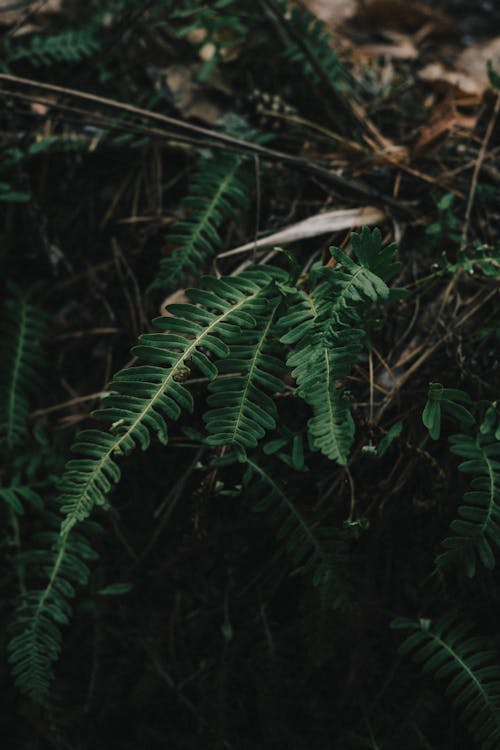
361, 0, 456, 34
159, 289, 189, 317
357, 30, 418, 60
301, 0, 357, 27
456, 37, 500, 92
414, 95, 478, 158
419, 62, 485, 103
160, 65, 226, 126
218, 206, 387, 259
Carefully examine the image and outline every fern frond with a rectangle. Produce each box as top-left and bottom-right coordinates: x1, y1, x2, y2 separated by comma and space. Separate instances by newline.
7, 517, 100, 703
281, 289, 361, 465
204, 294, 285, 450
280, 228, 401, 465
0, 285, 49, 452
282, 3, 344, 89
437, 429, 500, 577
246, 458, 347, 593
301, 563, 356, 667
5, 30, 100, 67
0, 483, 43, 515
392, 615, 500, 750
58, 267, 283, 533
153, 151, 249, 290
328, 227, 401, 323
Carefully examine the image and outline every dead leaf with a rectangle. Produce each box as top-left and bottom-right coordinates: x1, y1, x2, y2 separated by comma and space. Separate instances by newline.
159, 288, 189, 317
456, 37, 500, 92
301, 0, 357, 28
360, 0, 456, 35
217, 206, 386, 259
419, 62, 485, 103
160, 65, 226, 125
0, 0, 62, 26
357, 30, 418, 60
414, 95, 478, 158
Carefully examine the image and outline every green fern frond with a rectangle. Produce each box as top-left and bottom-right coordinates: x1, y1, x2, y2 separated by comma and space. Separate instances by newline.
204, 294, 286, 451
328, 227, 402, 323
280, 228, 401, 464
246, 458, 347, 593
392, 615, 500, 750
0, 483, 43, 515
300, 562, 356, 667
437, 428, 500, 577
58, 267, 283, 533
282, 3, 344, 89
152, 116, 265, 291
5, 30, 100, 67
422, 382, 475, 441
0, 285, 49, 452
281, 287, 359, 464
7, 516, 100, 703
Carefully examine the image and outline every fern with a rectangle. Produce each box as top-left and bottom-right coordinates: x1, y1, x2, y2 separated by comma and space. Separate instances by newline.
281, 227, 401, 464
4, 30, 100, 67
152, 117, 264, 291
280, 2, 344, 89
8, 228, 402, 701
422, 386, 500, 577
58, 267, 283, 533
246, 458, 348, 596
0, 285, 49, 452
0, 483, 43, 515
436, 424, 500, 577
7, 515, 100, 703
204, 293, 285, 451
392, 615, 500, 750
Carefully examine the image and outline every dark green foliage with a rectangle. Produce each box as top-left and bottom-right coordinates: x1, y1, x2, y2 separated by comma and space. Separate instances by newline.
4, 30, 100, 67
58, 266, 283, 534
6, 227, 402, 702
152, 118, 264, 292
246, 458, 350, 600
152, 149, 251, 290
0, 285, 49, 452
280, 2, 345, 89
1, 2, 499, 745
58, 228, 398, 537
422, 383, 475, 441
393, 615, 500, 750
7, 517, 100, 703
437, 418, 500, 577
282, 227, 402, 463
0, 484, 43, 515
204, 295, 285, 451
421, 386, 500, 577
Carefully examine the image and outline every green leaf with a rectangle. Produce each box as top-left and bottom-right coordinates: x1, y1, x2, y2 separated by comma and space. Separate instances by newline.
98, 582, 133, 596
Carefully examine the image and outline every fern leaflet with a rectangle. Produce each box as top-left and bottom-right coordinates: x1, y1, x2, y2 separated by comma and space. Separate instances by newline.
204, 294, 285, 451
437, 427, 500, 577
392, 615, 500, 750
0, 284, 48, 452
0, 483, 43, 515
246, 458, 348, 595
7, 516, 100, 703
281, 228, 400, 464
5, 30, 101, 67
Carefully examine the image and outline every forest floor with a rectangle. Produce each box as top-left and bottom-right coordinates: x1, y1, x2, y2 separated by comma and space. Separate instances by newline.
1, 1, 499, 749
